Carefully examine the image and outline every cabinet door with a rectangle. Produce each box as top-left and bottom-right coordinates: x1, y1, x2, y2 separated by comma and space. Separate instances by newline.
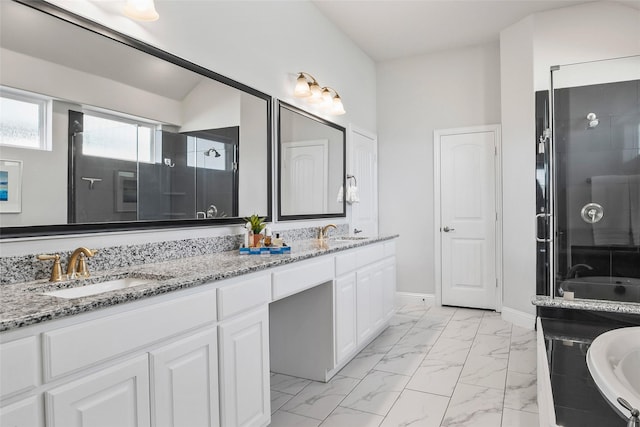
371, 266, 385, 331
150, 327, 219, 427
356, 267, 373, 345
0, 396, 44, 427
45, 354, 150, 427
335, 274, 357, 365
219, 306, 270, 427
382, 257, 397, 320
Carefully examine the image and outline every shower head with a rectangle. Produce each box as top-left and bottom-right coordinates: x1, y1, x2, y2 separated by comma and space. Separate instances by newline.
586, 112, 599, 128
204, 148, 221, 158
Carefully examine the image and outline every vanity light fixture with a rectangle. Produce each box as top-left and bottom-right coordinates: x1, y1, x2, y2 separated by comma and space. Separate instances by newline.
322, 87, 346, 115
123, 0, 159, 22
293, 72, 346, 115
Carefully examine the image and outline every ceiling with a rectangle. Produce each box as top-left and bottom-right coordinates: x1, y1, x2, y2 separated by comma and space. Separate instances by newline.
311, 0, 636, 62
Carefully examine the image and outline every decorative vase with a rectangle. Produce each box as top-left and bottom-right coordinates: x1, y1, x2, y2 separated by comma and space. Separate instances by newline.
251, 233, 263, 247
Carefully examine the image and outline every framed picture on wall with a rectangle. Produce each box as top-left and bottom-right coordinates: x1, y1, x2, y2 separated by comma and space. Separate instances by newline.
0, 159, 23, 213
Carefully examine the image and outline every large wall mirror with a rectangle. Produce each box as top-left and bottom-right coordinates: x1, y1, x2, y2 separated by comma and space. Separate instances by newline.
0, 0, 271, 237
277, 101, 345, 220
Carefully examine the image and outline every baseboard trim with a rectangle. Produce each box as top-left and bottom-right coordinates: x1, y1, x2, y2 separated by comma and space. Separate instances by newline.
395, 292, 436, 307
501, 306, 536, 330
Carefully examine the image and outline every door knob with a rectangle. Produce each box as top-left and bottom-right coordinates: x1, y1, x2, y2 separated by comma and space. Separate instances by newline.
443, 226, 455, 232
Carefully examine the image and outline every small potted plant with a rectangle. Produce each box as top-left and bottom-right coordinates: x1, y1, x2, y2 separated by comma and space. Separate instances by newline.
244, 214, 266, 247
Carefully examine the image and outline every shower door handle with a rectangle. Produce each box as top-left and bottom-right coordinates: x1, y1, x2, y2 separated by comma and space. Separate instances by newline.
536, 213, 552, 243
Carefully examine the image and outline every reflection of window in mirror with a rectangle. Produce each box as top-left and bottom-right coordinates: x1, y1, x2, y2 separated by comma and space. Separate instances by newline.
0, 87, 49, 150
82, 111, 156, 163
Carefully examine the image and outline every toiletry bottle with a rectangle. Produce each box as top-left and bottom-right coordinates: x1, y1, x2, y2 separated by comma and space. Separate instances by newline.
264, 227, 272, 246
244, 221, 252, 248
272, 233, 283, 247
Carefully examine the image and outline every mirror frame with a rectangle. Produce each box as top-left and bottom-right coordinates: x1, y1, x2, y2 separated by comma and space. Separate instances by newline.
277, 101, 346, 221
1, 0, 273, 238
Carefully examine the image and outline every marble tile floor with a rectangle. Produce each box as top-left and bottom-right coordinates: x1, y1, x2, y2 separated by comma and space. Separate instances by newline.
269, 303, 538, 427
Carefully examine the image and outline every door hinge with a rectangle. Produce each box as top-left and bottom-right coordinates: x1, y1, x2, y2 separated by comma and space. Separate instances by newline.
496, 278, 499, 288
494, 146, 497, 156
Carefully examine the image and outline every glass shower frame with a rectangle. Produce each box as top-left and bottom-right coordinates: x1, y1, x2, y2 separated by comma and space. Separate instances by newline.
546, 55, 640, 304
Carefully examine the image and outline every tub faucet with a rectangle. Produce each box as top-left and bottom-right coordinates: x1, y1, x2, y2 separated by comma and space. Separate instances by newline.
566, 263, 594, 279
67, 247, 98, 279
618, 397, 639, 427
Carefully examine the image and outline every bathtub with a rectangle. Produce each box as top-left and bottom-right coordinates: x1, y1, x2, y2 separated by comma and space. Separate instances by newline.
559, 276, 640, 302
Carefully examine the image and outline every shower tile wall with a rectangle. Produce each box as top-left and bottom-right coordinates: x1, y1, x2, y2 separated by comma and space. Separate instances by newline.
553, 80, 640, 288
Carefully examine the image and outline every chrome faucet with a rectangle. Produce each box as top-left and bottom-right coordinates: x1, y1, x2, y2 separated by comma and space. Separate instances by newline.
566, 263, 594, 279
67, 247, 98, 279
318, 224, 337, 240
618, 397, 640, 427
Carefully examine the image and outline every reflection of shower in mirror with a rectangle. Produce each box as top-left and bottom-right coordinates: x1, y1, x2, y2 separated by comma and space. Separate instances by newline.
586, 112, 599, 128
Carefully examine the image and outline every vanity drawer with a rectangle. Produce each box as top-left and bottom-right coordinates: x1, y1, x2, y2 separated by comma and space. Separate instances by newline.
356, 244, 385, 268
42, 290, 217, 381
217, 273, 271, 320
335, 250, 358, 276
272, 258, 334, 300
0, 336, 39, 398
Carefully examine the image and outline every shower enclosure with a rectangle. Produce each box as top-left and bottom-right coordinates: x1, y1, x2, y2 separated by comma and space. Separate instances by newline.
537, 55, 640, 304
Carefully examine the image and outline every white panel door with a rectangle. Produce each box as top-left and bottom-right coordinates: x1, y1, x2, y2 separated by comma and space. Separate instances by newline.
219, 306, 270, 427
349, 127, 378, 236
281, 140, 328, 215
45, 354, 150, 427
440, 130, 497, 309
335, 274, 357, 365
150, 327, 219, 427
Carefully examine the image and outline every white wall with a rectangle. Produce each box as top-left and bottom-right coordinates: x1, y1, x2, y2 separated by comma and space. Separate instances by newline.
179, 80, 240, 133
3, 0, 374, 255
499, 16, 536, 317
0, 48, 183, 125
500, 1, 640, 318
377, 43, 502, 295
239, 93, 269, 217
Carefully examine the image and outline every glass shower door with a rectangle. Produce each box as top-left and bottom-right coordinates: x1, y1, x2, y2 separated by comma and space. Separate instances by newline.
549, 55, 640, 303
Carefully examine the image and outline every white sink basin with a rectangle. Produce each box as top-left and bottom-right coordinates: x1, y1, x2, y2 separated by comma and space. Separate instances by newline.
587, 326, 640, 416
43, 277, 155, 299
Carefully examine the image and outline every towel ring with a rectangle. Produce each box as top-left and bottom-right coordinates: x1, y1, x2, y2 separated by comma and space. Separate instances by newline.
347, 174, 357, 186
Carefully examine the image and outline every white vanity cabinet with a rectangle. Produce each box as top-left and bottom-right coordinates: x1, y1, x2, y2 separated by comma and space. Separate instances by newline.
0, 288, 220, 427
334, 273, 357, 364
150, 327, 219, 427
219, 306, 270, 427
1, 237, 398, 427
0, 396, 44, 427
334, 240, 397, 365
45, 354, 151, 427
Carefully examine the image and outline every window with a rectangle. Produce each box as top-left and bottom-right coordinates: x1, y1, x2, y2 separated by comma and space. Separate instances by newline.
0, 88, 48, 150
82, 112, 155, 163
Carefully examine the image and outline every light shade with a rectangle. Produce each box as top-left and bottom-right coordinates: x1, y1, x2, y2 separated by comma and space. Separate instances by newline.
332, 96, 346, 115
294, 74, 311, 97
124, 0, 159, 22
307, 82, 323, 104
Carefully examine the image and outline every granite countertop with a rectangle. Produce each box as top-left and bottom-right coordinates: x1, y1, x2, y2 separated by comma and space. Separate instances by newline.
0, 236, 398, 332
532, 295, 640, 315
